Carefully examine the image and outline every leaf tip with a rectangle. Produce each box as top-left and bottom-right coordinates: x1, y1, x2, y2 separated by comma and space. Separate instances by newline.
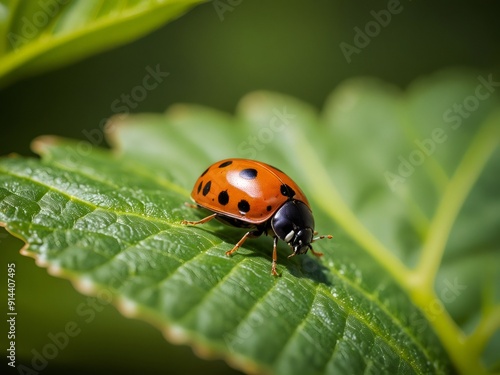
31, 135, 62, 155
166, 103, 192, 118
117, 297, 140, 318
74, 276, 100, 295
162, 325, 268, 375
238, 91, 273, 111
163, 323, 191, 345
19, 241, 36, 257
104, 113, 132, 150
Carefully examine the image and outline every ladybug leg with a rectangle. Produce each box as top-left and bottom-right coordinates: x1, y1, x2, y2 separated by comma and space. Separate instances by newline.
183, 202, 199, 209
309, 246, 324, 258
181, 213, 218, 226
310, 234, 333, 257
225, 231, 253, 257
271, 236, 279, 276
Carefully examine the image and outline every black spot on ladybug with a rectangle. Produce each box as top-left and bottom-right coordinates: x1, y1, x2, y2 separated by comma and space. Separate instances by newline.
238, 199, 250, 214
219, 160, 233, 168
280, 184, 295, 198
239, 168, 258, 180
266, 205, 272, 212
200, 167, 209, 177
197, 181, 203, 194
202, 180, 211, 196
218, 190, 229, 206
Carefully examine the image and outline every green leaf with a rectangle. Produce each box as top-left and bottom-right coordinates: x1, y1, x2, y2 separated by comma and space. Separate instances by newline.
0, 0, 206, 87
1, 70, 499, 374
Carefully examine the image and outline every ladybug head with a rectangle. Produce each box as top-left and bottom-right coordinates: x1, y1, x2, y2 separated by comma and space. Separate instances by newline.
271, 200, 315, 255
289, 228, 315, 255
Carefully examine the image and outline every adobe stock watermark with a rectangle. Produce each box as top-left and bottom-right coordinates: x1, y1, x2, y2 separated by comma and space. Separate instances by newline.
212, 0, 243, 21
339, 0, 406, 64
15, 283, 120, 374
415, 277, 467, 333
236, 107, 295, 159
7, 0, 70, 50
442, 74, 499, 129
65, 64, 169, 163
385, 73, 500, 192
7, 263, 16, 368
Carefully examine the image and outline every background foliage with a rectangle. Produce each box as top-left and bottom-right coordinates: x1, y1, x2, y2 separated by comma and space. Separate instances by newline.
1, 1, 499, 374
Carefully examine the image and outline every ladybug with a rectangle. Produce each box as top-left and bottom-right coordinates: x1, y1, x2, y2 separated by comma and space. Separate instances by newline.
181, 158, 332, 276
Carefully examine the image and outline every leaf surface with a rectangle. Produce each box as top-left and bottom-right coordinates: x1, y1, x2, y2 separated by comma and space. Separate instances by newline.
2, 71, 499, 374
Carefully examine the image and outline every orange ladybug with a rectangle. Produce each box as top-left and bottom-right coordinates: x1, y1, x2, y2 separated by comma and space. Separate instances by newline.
181, 158, 332, 275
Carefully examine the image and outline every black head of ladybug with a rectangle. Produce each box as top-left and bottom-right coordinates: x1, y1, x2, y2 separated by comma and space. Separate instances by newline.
271, 200, 315, 256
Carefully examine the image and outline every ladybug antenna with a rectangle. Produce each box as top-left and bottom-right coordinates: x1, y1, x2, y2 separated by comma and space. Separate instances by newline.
312, 234, 333, 242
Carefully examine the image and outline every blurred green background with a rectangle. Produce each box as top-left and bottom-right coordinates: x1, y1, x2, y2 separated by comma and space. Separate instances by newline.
1, 1, 499, 374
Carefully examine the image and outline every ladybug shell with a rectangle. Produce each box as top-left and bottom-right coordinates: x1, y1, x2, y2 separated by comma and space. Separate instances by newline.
190, 159, 310, 224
